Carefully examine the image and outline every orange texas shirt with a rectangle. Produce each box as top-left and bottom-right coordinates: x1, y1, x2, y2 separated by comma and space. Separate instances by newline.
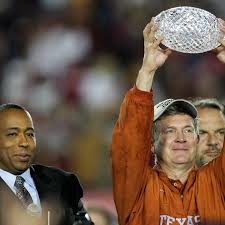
111, 87, 225, 225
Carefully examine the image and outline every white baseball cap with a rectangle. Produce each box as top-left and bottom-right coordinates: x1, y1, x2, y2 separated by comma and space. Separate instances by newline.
154, 99, 198, 121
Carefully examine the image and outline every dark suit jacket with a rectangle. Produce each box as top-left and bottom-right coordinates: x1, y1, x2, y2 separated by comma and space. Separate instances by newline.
0, 164, 90, 225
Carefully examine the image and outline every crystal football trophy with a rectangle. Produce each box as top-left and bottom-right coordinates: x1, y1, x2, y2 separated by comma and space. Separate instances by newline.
154, 7, 224, 53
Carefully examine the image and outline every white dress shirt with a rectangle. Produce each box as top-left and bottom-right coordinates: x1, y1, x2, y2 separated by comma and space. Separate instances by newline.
0, 168, 42, 211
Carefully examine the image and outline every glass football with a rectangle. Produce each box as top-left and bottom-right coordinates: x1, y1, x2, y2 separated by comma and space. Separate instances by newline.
154, 7, 224, 53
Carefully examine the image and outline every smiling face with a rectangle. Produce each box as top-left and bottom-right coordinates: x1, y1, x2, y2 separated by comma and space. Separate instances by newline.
153, 114, 198, 168
196, 107, 225, 166
0, 108, 36, 174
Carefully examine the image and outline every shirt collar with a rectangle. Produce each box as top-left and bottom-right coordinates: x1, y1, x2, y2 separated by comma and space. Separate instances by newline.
0, 168, 17, 188
0, 168, 35, 189
20, 168, 36, 188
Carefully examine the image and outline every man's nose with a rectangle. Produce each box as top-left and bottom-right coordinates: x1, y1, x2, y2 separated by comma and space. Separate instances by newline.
18, 134, 29, 147
175, 131, 186, 142
207, 133, 219, 146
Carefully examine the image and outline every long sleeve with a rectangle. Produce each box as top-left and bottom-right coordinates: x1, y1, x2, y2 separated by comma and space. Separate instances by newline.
111, 86, 154, 225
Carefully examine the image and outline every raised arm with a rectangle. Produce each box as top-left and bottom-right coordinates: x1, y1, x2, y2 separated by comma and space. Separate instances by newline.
111, 19, 171, 225
136, 19, 172, 91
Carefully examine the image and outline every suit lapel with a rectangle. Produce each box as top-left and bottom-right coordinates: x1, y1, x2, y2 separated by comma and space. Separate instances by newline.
30, 165, 60, 204
30, 166, 63, 207
0, 176, 13, 193
30, 165, 65, 224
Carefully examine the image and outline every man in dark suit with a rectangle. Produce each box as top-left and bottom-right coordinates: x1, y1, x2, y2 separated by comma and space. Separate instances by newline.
0, 103, 93, 225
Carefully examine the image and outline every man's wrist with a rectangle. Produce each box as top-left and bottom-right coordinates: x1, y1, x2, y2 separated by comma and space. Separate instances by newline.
136, 68, 156, 92
139, 66, 157, 75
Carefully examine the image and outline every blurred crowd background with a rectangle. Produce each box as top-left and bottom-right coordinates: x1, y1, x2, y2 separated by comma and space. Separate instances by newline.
0, 0, 224, 222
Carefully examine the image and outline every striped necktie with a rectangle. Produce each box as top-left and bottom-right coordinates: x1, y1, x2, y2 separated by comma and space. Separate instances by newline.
14, 176, 33, 207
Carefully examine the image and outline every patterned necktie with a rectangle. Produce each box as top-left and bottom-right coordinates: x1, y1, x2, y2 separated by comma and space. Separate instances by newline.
14, 176, 33, 207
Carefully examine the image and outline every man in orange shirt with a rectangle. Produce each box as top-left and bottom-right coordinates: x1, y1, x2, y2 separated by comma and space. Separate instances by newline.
111, 18, 225, 225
